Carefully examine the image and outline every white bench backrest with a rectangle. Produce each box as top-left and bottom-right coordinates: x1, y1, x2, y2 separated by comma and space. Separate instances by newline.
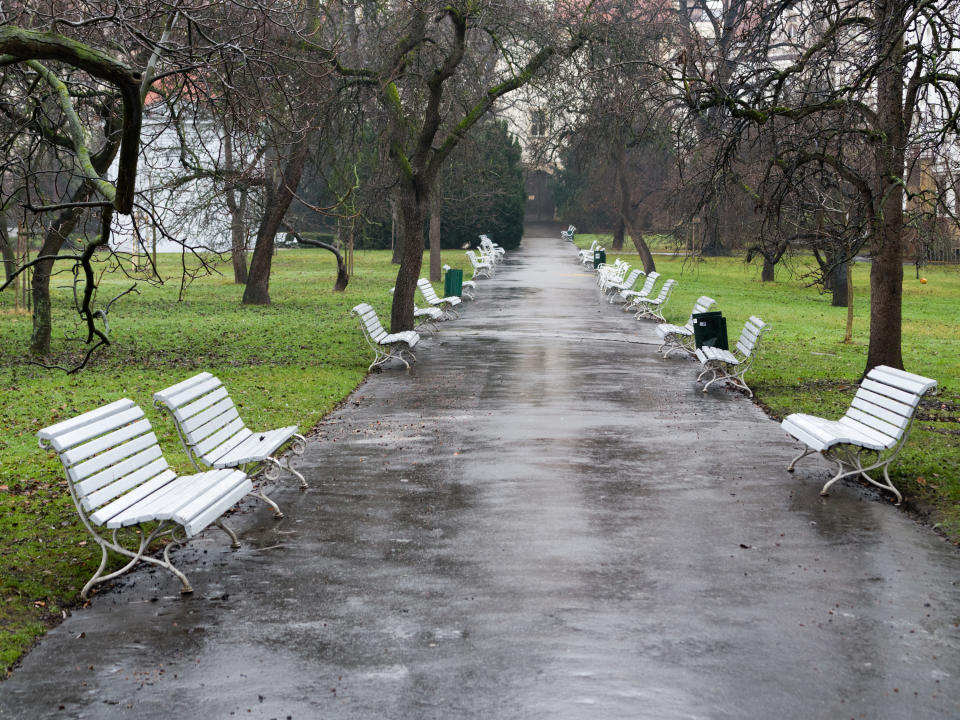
650, 278, 676, 302
685, 296, 716, 330
352, 303, 389, 343
37, 399, 172, 520
636, 272, 659, 296
417, 278, 442, 303
622, 269, 644, 287
153, 372, 254, 464
735, 316, 768, 358
842, 365, 937, 445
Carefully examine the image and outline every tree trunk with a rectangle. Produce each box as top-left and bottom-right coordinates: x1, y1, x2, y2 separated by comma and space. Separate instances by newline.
612, 217, 624, 251
30, 202, 86, 355
865, 11, 905, 372
429, 191, 442, 282
829, 260, 847, 307
0, 210, 14, 283
761, 255, 775, 282
701, 213, 725, 256
390, 178, 428, 333
228, 188, 249, 284
843, 262, 854, 344
615, 156, 655, 273
390, 200, 402, 265
242, 133, 312, 305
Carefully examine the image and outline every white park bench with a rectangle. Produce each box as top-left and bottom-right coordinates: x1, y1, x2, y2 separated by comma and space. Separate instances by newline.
619, 271, 660, 308
352, 302, 420, 370
577, 240, 600, 265
655, 295, 717, 357
596, 259, 628, 290
466, 249, 494, 279
632, 278, 677, 322
479, 235, 505, 262
392, 286, 444, 333
37, 399, 252, 599
561, 225, 576, 242
695, 316, 769, 397
153, 372, 308, 519
417, 277, 462, 319
782, 365, 937, 504
604, 268, 645, 298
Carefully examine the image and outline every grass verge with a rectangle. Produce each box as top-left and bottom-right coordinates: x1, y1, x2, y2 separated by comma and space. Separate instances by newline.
576, 234, 960, 537
0, 247, 463, 674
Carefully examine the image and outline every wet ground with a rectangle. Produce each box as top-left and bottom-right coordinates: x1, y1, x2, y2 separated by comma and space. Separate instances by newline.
2, 234, 959, 719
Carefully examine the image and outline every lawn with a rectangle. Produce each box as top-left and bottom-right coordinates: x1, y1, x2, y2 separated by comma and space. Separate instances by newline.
577, 232, 960, 536
0, 247, 466, 673
1, 236, 958, 674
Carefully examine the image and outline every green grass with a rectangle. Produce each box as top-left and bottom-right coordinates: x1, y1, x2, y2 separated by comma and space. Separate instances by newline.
1, 239, 958, 673
0, 247, 464, 674
587, 238, 960, 536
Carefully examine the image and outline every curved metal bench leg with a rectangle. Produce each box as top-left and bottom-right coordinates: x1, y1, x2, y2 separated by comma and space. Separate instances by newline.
787, 447, 816, 472
214, 518, 242, 549
249, 489, 284, 518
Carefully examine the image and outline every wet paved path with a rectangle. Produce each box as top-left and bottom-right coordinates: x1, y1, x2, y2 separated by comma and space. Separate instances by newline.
3, 234, 959, 719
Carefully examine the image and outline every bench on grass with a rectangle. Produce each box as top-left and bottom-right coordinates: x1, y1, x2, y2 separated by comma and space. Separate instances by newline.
38, 399, 252, 599
619, 271, 660, 308
782, 365, 937, 504
352, 303, 420, 371
153, 372, 308, 519
633, 278, 677, 322
695, 316, 769, 398
605, 268, 645, 298
577, 240, 599, 264
467, 249, 494, 279
417, 278, 462, 318
655, 295, 717, 358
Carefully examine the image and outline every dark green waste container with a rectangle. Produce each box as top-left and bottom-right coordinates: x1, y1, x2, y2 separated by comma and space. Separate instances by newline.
592, 249, 606, 268
692, 311, 728, 350
444, 267, 463, 297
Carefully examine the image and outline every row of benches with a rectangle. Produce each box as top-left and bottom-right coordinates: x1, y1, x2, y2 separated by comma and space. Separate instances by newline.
36, 236, 509, 599
576, 240, 937, 506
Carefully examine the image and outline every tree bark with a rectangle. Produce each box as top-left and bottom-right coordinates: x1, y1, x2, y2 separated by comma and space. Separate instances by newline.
429, 191, 442, 282
242, 133, 312, 305
829, 260, 848, 306
761, 255, 775, 282
223, 132, 248, 284
865, 9, 905, 372
390, 178, 428, 333
843, 262, 854, 344
0, 210, 14, 283
612, 217, 624, 252
390, 200, 402, 265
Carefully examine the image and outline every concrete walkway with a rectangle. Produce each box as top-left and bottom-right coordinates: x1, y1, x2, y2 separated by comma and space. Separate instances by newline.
2, 234, 959, 719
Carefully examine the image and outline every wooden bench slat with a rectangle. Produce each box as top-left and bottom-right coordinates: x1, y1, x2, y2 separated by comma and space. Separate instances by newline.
166, 376, 223, 417
851, 392, 913, 427
83, 457, 171, 511
837, 415, 898, 448
90, 468, 178, 526
844, 406, 902, 440
74, 444, 165, 497
181, 396, 236, 435
69, 431, 158, 482
194, 418, 248, 459
152, 371, 214, 404
50, 406, 145, 453
37, 398, 136, 444
61, 418, 153, 467
190, 405, 241, 444
859, 378, 920, 408
174, 385, 230, 424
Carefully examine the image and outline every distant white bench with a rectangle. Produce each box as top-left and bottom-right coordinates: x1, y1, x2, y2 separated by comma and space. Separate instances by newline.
466, 250, 494, 279
352, 302, 420, 370
561, 225, 576, 242
577, 240, 599, 265
604, 268, 644, 299
154, 372, 308, 519
619, 271, 659, 308
633, 278, 676, 322
695, 316, 769, 397
417, 278, 462, 319
782, 365, 937, 504
479, 234, 505, 262
38, 399, 252, 599
655, 295, 716, 357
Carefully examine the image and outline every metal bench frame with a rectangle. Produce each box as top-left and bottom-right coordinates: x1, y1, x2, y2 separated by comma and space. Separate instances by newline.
38, 399, 252, 599
633, 278, 677, 322
783, 365, 937, 504
153, 373, 308, 519
695, 316, 769, 398
352, 302, 420, 370
656, 296, 717, 358
620, 271, 660, 308
417, 278, 461, 319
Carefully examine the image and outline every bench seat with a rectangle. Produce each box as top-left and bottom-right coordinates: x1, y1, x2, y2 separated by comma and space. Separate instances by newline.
352, 302, 420, 370
38, 398, 252, 599
783, 365, 937, 503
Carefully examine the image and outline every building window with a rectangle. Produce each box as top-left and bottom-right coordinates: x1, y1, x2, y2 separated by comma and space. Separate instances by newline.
529, 109, 547, 138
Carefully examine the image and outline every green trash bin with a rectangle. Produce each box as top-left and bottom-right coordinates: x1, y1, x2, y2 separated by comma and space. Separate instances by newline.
444, 267, 463, 297
592, 249, 606, 268
693, 311, 728, 350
